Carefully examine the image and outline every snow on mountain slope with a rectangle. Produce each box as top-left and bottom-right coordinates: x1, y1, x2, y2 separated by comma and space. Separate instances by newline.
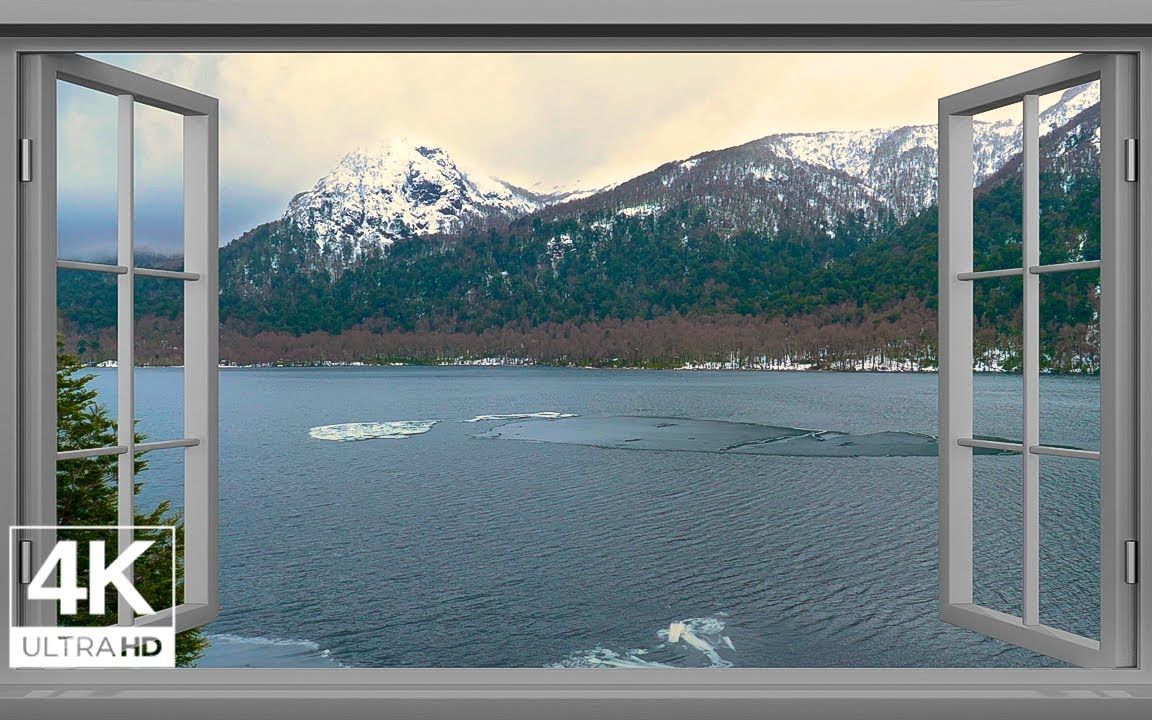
274, 82, 1098, 267
285, 137, 562, 259
759, 81, 1099, 222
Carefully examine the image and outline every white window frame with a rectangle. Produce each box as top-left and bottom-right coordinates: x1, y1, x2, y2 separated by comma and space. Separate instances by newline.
938, 53, 1138, 668
15, 53, 219, 634
0, 26, 1150, 720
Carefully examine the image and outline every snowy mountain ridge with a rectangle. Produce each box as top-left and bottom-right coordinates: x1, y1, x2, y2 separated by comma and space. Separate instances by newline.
285, 137, 561, 261
279, 82, 1099, 263
756, 82, 1099, 222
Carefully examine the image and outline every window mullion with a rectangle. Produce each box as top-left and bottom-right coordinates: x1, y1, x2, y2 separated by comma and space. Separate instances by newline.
938, 109, 975, 609
181, 107, 220, 617
1021, 93, 1041, 629
115, 93, 135, 628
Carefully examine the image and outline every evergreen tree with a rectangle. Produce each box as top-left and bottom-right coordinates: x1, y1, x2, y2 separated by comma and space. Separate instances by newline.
56, 348, 209, 667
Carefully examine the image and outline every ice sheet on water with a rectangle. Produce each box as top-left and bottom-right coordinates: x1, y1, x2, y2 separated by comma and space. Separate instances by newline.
464, 411, 578, 423
308, 420, 438, 442
478, 416, 1020, 458
199, 634, 345, 668
548, 615, 735, 669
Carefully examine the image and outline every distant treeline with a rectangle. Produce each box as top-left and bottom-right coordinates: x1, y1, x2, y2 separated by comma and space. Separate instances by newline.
59, 296, 1098, 373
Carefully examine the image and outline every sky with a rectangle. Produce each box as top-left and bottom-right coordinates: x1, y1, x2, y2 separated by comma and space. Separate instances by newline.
58, 52, 1071, 259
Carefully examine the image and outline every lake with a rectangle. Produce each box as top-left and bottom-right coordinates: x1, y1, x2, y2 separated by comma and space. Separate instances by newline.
86, 367, 1102, 668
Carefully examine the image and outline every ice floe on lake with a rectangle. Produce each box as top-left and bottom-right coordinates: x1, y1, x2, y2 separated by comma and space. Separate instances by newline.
479, 415, 1021, 458
308, 420, 438, 442
199, 633, 345, 668
464, 411, 578, 423
548, 615, 735, 669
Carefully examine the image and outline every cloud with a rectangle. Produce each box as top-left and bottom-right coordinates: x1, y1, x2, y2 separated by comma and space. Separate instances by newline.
60, 51, 1070, 256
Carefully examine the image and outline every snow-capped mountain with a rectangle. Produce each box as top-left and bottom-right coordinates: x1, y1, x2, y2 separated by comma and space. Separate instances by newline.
521, 81, 1100, 273
271, 81, 1097, 268
284, 137, 564, 262
218, 78, 1100, 337
759, 82, 1099, 222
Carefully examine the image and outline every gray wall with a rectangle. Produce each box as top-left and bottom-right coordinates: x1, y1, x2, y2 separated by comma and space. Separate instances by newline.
3, 0, 1152, 26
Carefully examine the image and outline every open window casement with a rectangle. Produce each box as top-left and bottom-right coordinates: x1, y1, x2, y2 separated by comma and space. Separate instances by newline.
938, 53, 1139, 668
17, 54, 219, 633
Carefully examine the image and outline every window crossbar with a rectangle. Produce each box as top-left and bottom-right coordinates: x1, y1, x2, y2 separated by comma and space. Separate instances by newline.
1029, 259, 1102, 275
56, 445, 129, 460
56, 259, 127, 275
56, 437, 198, 461
134, 267, 201, 281
957, 259, 1101, 282
56, 259, 200, 281
135, 437, 200, 452
956, 438, 1100, 461
956, 267, 1024, 281
1029, 444, 1100, 461
957, 437, 1023, 453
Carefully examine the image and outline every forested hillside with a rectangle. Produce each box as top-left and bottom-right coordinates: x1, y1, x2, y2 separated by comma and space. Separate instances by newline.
57, 96, 1103, 372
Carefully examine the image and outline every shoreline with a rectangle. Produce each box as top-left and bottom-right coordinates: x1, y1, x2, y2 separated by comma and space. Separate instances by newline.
81, 361, 1100, 377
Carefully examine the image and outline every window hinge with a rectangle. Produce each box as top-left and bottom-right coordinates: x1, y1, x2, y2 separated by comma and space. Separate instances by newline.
1125, 540, 1138, 585
1124, 138, 1138, 183
18, 539, 32, 584
19, 138, 32, 182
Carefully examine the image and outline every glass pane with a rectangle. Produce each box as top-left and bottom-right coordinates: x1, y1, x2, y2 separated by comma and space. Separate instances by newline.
57, 81, 117, 263
57, 266, 117, 365
135, 446, 187, 517
972, 453, 1023, 618
972, 101, 1023, 273
1039, 268, 1100, 452
134, 102, 185, 270
133, 358, 185, 450
133, 448, 186, 626
135, 276, 185, 366
133, 521, 180, 620
56, 322, 118, 453
973, 275, 1022, 444
56, 457, 119, 527
1039, 455, 1100, 639
1039, 80, 1101, 265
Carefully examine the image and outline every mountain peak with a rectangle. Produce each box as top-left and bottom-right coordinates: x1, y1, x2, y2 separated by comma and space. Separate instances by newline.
284, 137, 548, 262
347, 135, 447, 164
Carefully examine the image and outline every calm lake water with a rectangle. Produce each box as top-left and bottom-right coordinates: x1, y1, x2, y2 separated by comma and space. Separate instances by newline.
87, 367, 1102, 668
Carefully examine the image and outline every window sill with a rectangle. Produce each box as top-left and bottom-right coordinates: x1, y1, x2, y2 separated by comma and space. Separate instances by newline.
3, 682, 1152, 720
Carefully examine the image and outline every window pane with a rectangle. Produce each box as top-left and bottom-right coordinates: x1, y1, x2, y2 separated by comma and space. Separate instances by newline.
133, 360, 185, 451
1039, 268, 1100, 451
134, 102, 185, 270
133, 522, 180, 619
972, 453, 1023, 618
133, 248, 186, 440
1039, 81, 1101, 265
57, 458, 119, 527
1039, 455, 1100, 639
972, 102, 1023, 273
57, 81, 117, 263
56, 321, 118, 453
133, 448, 186, 623
972, 275, 1022, 444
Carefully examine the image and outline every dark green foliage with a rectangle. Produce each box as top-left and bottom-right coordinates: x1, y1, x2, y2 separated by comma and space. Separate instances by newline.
56, 349, 208, 667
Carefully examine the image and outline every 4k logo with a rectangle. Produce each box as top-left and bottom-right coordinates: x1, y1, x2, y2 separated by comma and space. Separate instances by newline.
28, 540, 158, 616
9, 526, 177, 668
